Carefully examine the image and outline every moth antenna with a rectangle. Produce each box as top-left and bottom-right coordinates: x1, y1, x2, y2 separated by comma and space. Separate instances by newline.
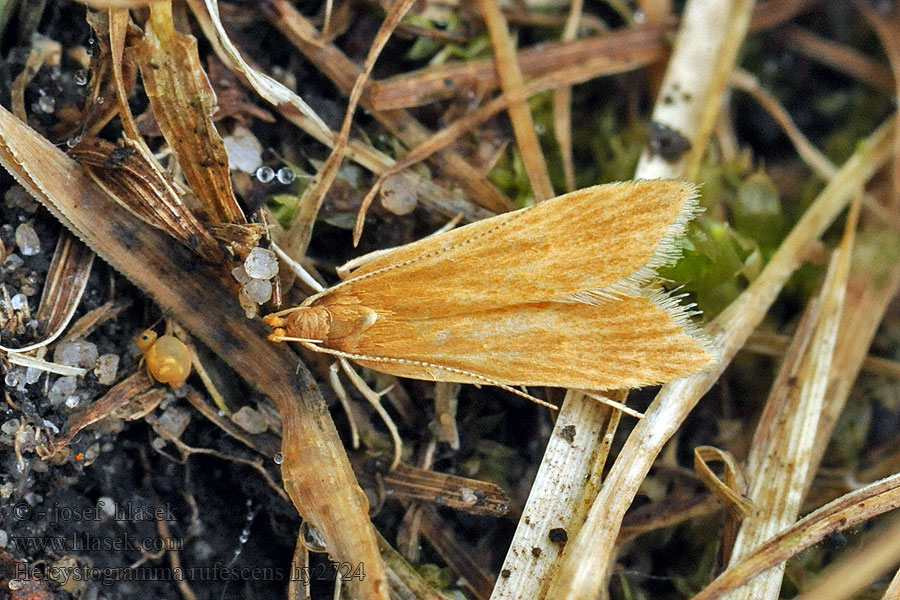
576, 390, 645, 419
430, 212, 465, 236
329, 361, 361, 450
265, 305, 313, 320
336, 212, 465, 279
270, 241, 325, 293
338, 357, 403, 470
337, 246, 397, 279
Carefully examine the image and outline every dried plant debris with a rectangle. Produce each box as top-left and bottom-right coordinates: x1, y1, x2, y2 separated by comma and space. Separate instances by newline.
1, 1, 900, 599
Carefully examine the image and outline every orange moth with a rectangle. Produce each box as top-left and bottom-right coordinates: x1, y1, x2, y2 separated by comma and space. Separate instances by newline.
264, 181, 714, 399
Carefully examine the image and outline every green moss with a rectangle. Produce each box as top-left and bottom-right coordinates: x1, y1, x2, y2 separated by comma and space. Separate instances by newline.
661, 216, 759, 317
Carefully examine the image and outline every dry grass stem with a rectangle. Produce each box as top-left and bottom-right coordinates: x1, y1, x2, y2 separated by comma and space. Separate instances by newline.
6, 353, 88, 377
691, 472, 900, 600
353, 50, 659, 231
68, 136, 222, 262
367, 0, 817, 112
637, 0, 755, 180
139, 2, 245, 225
492, 391, 621, 599
282, 0, 418, 252
793, 514, 900, 600
369, 23, 670, 111
263, 0, 514, 214
353, 454, 510, 516
720, 197, 859, 600
48, 371, 158, 451
807, 228, 900, 491
780, 25, 895, 94
692, 445, 753, 519
552, 0, 585, 192
855, 1, 900, 211
182, 388, 281, 458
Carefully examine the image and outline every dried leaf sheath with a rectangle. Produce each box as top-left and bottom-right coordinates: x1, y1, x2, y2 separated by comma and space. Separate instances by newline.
267, 181, 714, 390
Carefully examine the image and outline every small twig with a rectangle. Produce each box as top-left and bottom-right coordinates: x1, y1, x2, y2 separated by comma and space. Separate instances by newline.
731, 68, 837, 181
477, 0, 554, 201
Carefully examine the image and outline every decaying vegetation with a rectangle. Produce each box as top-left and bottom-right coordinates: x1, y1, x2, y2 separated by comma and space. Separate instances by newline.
1, 0, 900, 599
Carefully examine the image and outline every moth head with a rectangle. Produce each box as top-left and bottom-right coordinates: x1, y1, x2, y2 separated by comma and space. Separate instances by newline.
264, 306, 331, 343
264, 303, 377, 346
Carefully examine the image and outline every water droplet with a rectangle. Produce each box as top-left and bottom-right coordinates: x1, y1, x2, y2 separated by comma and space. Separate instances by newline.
273, 452, 283, 464
96, 96, 104, 104
255, 166, 274, 183
276, 167, 295, 184
300, 522, 328, 552
74, 70, 88, 86
67, 135, 82, 149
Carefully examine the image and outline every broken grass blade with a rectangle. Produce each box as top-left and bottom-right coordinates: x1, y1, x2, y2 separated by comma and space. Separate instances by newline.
0, 225, 94, 354
68, 137, 222, 263
140, 1, 245, 225
722, 197, 858, 599
7, 353, 87, 377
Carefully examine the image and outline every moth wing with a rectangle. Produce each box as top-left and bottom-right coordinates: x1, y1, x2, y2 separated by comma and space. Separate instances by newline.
329, 292, 714, 390
328, 180, 699, 315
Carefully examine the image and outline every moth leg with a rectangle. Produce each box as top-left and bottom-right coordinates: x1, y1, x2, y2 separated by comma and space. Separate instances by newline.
576, 390, 644, 419
489, 383, 557, 410
338, 358, 403, 470
328, 361, 361, 450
